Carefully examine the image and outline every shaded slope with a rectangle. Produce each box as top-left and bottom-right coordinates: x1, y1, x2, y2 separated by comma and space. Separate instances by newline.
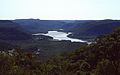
0, 20, 32, 40
13, 19, 66, 33
66, 20, 120, 39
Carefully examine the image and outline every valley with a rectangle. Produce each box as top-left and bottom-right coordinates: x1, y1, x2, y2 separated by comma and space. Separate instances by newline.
0, 19, 120, 59
0, 0, 120, 74
0, 19, 120, 75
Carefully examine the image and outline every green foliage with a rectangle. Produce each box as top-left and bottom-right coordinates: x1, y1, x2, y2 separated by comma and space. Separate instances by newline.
0, 27, 120, 75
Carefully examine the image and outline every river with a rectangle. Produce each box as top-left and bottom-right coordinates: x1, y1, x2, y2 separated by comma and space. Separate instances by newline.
33, 31, 90, 44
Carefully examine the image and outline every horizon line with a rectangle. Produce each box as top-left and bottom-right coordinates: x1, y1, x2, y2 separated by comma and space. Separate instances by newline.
0, 18, 120, 20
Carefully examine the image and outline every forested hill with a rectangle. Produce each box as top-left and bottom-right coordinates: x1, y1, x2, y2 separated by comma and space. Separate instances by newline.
65, 20, 120, 39
13, 19, 66, 33
0, 20, 32, 50
13, 19, 120, 41
0, 20, 31, 40
0, 27, 120, 75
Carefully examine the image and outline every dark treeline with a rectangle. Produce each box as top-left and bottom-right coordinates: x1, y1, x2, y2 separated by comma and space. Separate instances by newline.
0, 27, 120, 75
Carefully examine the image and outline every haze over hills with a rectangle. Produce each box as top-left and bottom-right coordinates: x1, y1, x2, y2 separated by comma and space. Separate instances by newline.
1, 19, 120, 58
13, 19, 120, 40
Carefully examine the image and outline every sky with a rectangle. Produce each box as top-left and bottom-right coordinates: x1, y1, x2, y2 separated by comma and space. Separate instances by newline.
0, 0, 120, 20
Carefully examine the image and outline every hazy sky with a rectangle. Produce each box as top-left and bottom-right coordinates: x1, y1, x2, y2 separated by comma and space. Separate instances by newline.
0, 0, 120, 20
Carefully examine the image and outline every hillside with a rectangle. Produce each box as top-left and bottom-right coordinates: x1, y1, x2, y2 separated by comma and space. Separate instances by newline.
13, 19, 66, 33
0, 20, 32, 50
0, 25, 120, 75
66, 20, 120, 40
0, 20, 86, 56
0, 20, 32, 40
13, 19, 120, 41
